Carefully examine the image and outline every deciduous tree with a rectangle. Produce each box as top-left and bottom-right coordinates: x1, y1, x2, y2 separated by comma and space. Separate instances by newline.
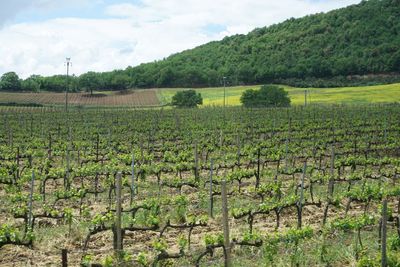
240, 85, 290, 108
171, 90, 203, 108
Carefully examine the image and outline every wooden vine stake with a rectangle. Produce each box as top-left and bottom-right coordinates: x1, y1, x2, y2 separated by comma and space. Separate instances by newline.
115, 172, 123, 259
381, 198, 388, 267
221, 180, 231, 267
61, 249, 68, 267
48, 133, 52, 159
397, 197, 400, 239
236, 135, 241, 166
16, 147, 20, 181
27, 170, 35, 232
255, 148, 261, 189
131, 152, 135, 205
30, 115, 33, 137
65, 147, 70, 190
194, 142, 199, 182
284, 138, 289, 172
285, 118, 292, 172
328, 146, 335, 198
297, 161, 307, 229
140, 141, 144, 164
209, 159, 214, 218
95, 133, 100, 200
323, 146, 335, 225
8, 128, 13, 148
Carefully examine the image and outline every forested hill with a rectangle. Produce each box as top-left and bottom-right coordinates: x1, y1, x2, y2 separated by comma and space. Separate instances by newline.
126, 0, 400, 88
2, 0, 400, 92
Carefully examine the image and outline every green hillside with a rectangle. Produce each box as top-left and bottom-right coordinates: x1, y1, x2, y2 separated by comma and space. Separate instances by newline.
125, 0, 400, 88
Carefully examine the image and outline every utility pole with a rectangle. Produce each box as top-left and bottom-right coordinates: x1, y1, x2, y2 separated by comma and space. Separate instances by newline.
223, 76, 227, 108
65, 58, 72, 112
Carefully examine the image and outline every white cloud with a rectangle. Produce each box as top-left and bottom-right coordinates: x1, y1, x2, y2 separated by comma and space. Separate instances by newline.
0, 0, 360, 78
0, 0, 93, 27
105, 3, 166, 23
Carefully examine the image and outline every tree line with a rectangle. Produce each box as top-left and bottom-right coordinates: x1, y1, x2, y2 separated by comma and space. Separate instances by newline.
171, 85, 290, 108
1, 0, 399, 92
0, 70, 133, 93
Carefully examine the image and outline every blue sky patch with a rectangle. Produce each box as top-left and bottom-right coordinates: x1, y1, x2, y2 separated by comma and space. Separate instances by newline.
202, 23, 226, 35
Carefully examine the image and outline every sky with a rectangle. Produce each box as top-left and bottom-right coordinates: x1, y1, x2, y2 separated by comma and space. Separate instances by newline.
0, 0, 360, 79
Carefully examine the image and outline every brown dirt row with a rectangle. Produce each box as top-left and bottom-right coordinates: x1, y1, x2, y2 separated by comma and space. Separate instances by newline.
0, 90, 160, 107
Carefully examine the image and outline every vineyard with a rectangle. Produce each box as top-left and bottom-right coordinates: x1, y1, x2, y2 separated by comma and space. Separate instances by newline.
1, 82, 399, 109
1, 105, 400, 266
0, 90, 160, 107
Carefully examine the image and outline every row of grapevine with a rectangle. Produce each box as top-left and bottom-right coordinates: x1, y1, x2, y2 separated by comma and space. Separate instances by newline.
0, 104, 399, 266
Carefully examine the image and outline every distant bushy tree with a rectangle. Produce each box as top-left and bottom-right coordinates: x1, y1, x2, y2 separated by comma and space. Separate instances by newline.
39, 75, 67, 92
110, 73, 130, 90
79, 71, 101, 95
240, 85, 290, 108
171, 90, 203, 108
21, 75, 41, 92
0, 72, 21, 91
